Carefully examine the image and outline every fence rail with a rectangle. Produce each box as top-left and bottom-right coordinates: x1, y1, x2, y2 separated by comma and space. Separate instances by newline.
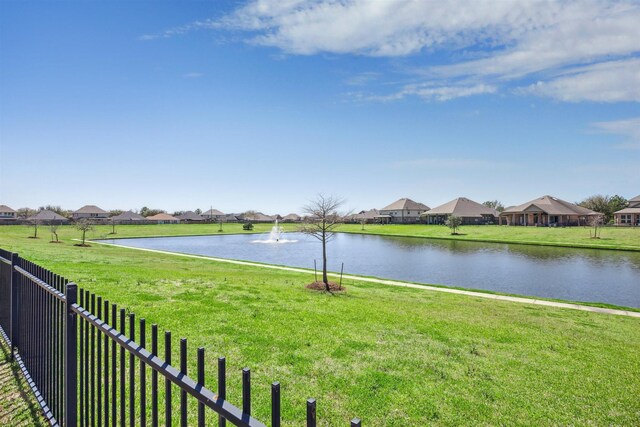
0, 249, 362, 426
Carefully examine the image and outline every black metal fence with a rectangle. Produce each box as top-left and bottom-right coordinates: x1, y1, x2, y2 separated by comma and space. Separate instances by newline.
0, 249, 362, 426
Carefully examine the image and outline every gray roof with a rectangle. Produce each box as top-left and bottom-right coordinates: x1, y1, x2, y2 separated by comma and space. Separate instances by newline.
0, 205, 16, 212
177, 211, 205, 221
282, 213, 301, 221
502, 195, 598, 216
111, 210, 146, 221
74, 205, 108, 214
630, 195, 640, 202
146, 213, 179, 221
380, 198, 430, 212
614, 207, 640, 214
350, 209, 379, 220
28, 210, 68, 221
422, 197, 498, 218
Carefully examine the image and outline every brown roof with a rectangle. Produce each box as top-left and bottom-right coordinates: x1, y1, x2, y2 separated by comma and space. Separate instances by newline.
630, 195, 640, 203
502, 195, 598, 216
28, 210, 68, 221
203, 209, 225, 216
146, 213, 179, 221
74, 205, 108, 214
177, 211, 204, 221
351, 209, 379, 220
422, 197, 498, 217
380, 198, 430, 212
282, 213, 301, 221
111, 210, 146, 221
0, 205, 16, 212
614, 207, 640, 214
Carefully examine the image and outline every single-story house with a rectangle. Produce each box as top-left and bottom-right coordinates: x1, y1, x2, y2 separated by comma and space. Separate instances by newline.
500, 195, 598, 226
73, 205, 109, 220
110, 210, 146, 222
614, 195, 640, 226
241, 212, 275, 223
201, 209, 225, 221
177, 211, 205, 222
0, 205, 17, 220
146, 213, 180, 224
28, 210, 69, 224
378, 198, 430, 224
347, 209, 380, 224
421, 197, 498, 225
281, 213, 302, 223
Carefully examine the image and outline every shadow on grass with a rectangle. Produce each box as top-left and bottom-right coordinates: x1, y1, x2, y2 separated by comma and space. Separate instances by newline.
0, 339, 46, 426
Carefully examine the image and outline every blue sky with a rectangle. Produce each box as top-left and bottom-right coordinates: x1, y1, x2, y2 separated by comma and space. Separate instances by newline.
1, 0, 638, 215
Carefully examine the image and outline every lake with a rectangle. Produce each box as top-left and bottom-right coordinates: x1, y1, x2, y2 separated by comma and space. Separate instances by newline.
98, 232, 640, 308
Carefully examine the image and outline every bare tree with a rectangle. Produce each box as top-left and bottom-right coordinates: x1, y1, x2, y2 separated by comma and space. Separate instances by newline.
300, 194, 345, 291
588, 214, 604, 239
76, 219, 94, 246
49, 223, 60, 243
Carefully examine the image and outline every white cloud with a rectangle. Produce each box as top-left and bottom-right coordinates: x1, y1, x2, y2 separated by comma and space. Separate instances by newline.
143, 0, 640, 103
521, 59, 640, 102
592, 116, 640, 149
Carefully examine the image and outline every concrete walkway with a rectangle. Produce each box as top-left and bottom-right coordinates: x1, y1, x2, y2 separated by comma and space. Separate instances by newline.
91, 241, 640, 319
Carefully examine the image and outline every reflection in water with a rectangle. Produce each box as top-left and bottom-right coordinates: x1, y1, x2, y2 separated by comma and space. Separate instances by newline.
98, 232, 640, 308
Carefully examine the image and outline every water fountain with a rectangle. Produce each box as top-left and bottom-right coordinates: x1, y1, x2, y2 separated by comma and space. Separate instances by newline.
252, 219, 297, 244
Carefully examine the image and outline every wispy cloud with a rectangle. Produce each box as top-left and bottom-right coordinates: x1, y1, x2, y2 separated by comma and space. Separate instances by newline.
592, 116, 640, 150
141, 0, 640, 103
182, 72, 204, 79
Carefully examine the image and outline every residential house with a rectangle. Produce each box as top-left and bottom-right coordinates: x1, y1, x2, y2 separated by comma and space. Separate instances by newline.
378, 198, 430, 223
28, 210, 69, 224
202, 209, 225, 221
500, 195, 598, 226
281, 213, 302, 223
146, 213, 180, 224
72, 205, 109, 220
346, 209, 380, 224
242, 212, 275, 223
614, 195, 640, 226
177, 211, 205, 222
110, 211, 146, 223
421, 197, 498, 225
0, 205, 17, 220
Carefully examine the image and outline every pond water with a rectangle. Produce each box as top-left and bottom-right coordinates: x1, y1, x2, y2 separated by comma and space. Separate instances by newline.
98, 232, 640, 308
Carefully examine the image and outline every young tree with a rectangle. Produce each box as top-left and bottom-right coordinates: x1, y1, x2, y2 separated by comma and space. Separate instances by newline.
483, 200, 504, 212
29, 217, 40, 238
589, 214, 604, 239
49, 224, 60, 242
300, 194, 345, 291
445, 215, 463, 235
76, 219, 94, 246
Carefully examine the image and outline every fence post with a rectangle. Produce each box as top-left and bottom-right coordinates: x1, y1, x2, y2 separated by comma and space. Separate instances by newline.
65, 283, 78, 427
10, 252, 19, 360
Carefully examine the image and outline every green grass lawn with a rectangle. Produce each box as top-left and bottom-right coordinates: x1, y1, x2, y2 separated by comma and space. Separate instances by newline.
339, 223, 640, 251
1, 224, 639, 425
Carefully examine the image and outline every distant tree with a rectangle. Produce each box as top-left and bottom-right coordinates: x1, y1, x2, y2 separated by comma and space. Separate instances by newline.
300, 194, 346, 291
578, 194, 628, 223
140, 207, 165, 217
243, 210, 258, 221
173, 211, 184, 217
483, 200, 504, 212
588, 214, 604, 239
75, 219, 94, 246
49, 224, 60, 243
109, 209, 123, 217
109, 218, 117, 235
445, 215, 463, 235
17, 207, 36, 219
194, 208, 202, 215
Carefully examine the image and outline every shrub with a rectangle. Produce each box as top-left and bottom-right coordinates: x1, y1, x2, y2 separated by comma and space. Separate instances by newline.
242, 222, 254, 230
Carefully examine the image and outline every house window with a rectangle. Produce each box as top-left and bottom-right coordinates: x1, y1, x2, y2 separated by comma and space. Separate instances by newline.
621, 214, 631, 224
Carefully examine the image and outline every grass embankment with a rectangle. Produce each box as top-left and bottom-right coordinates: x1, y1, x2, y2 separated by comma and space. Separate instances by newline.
339, 223, 640, 251
1, 225, 639, 425
0, 339, 46, 426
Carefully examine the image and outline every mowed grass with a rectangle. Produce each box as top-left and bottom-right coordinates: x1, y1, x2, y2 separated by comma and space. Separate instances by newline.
1, 225, 639, 425
339, 223, 640, 251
